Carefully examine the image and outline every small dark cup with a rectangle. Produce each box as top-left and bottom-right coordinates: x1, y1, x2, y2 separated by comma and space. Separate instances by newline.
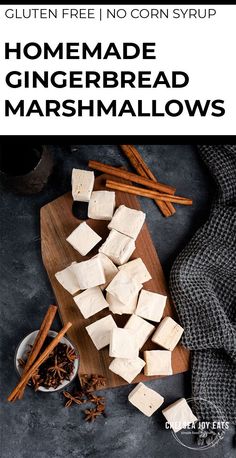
0, 144, 54, 194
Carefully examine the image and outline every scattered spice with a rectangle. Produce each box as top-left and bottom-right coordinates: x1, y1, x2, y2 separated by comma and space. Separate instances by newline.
88, 393, 105, 404
30, 371, 43, 391
18, 358, 27, 368
84, 408, 102, 423
48, 356, 67, 378
63, 391, 86, 407
80, 373, 106, 391
63, 373, 107, 422
18, 337, 77, 390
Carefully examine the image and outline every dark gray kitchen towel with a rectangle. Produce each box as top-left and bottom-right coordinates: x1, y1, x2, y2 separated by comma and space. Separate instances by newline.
170, 145, 236, 442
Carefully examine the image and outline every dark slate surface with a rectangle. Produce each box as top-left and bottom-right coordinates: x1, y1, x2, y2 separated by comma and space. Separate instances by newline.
0, 145, 234, 458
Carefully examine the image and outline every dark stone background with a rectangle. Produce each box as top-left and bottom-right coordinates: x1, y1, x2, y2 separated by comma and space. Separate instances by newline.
0, 145, 234, 457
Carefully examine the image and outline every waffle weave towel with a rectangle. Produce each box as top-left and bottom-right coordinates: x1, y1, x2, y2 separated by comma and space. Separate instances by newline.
170, 146, 236, 441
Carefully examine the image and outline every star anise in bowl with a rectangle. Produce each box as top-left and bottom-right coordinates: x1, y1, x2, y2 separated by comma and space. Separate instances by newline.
18, 333, 79, 392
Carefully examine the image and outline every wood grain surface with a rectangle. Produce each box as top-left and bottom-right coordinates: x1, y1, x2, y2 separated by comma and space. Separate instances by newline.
40, 173, 189, 390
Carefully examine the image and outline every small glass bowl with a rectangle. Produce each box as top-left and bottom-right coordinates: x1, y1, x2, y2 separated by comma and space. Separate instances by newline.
15, 330, 79, 392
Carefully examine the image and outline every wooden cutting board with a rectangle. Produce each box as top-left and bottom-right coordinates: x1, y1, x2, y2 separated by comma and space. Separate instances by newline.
40, 173, 189, 390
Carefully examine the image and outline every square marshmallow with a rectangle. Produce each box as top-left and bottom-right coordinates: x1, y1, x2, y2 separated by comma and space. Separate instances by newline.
92, 253, 118, 290
135, 290, 167, 323
162, 398, 198, 433
106, 270, 142, 306
108, 205, 146, 240
109, 357, 145, 383
55, 262, 80, 295
74, 287, 108, 319
128, 382, 164, 417
74, 257, 105, 290
106, 291, 138, 315
66, 222, 101, 256
109, 328, 139, 359
152, 316, 184, 351
88, 191, 116, 220
86, 314, 117, 350
124, 314, 155, 350
118, 258, 151, 284
144, 350, 172, 376
99, 229, 136, 265
72, 168, 94, 202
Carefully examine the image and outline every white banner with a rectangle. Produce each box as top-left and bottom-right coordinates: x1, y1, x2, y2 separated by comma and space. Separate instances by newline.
0, 4, 235, 135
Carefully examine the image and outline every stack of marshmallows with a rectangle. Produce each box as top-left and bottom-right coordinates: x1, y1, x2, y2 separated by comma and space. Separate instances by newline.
55, 169, 197, 430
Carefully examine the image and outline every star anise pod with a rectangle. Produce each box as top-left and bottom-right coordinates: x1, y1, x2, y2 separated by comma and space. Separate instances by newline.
48, 356, 67, 379
26, 368, 42, 391
73, 390, 85, 399
32, 375, 44, 391
66, 347, 76, 362
96, 403, 107, 417
88, 393, 105, 405
96, 403, 105, 412
84, 408, 102, 422
63, 391, 86, 407
65, 399, 73, 408
18, 358, 26, 368
80, 373, 106, 392
43, 373, 57, 388
90, 374, 106, 390
80, 374, 90, 387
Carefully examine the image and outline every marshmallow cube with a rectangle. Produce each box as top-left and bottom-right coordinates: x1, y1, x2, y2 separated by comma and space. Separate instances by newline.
106, 291, 138, 315
106, 270, 142, 306
88, 190, 116, 220
92, 253, 118, 290
74, 287, 108, 319
162, 398, 198, 433
66, 222, 101, 256
135, 290, 167, 323
55, 262, 80, 295
74, 257, 105, 290
144, 350, 172, 376
128, 382, 164, 417
108, 205, 146, 240
85, 314, 117, 350
72, 168, 94, 202
124, 314, 155, 350
99, 229, 136, 266
118, 258, 152, 284
152, 316, 184, 351
109, 328, 139, 359
109, 357, 145, 383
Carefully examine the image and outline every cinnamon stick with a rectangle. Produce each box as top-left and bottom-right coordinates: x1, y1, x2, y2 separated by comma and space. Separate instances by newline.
106, 180, 193, 206
16, 304, 58, 400
120, 145, 175, 217
89, 160, 176, 195
8, 322, 72, 402
121, 144, 158, 181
